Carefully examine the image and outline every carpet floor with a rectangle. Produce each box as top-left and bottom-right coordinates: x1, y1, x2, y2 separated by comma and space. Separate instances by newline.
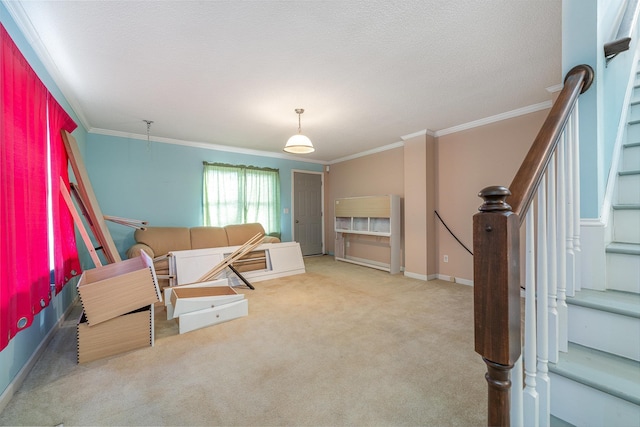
0, 255, 487, 426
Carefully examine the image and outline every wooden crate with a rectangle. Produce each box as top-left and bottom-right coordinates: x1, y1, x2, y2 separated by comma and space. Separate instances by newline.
77, 252, 161, 326
76, 305, 153, 364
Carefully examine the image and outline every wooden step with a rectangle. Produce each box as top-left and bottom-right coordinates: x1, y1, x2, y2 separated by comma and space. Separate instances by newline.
567, 289, 640, 361
607, 241, 640, 256
549, 343, 640, 426
622, 143, 640, 172
551, 343, 640, 405
618, 170, 640, 204
607, 243, 640, 294
627, 120, 640, 140
550, 415, 575, 427
612, 204, 640, 244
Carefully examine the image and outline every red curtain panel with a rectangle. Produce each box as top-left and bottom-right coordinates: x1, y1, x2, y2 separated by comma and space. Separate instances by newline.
48, 94, 80, 293
1, 24, 51, 351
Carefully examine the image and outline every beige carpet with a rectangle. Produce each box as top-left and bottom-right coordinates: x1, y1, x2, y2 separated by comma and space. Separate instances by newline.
0, 255, 487, 426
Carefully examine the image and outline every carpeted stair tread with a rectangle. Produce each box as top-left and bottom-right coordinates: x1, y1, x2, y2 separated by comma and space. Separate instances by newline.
551, 415, 575, 427
567, 289, 640, 318
549, 343, 640, 405
607, 242, 640, 255
612, 203, 640, 210
619, 169, 640, 176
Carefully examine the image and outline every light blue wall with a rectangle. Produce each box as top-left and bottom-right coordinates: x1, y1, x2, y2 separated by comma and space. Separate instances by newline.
84, 133, 324, 258
0, 1, 320, 401
0, 1, 88, 403
563, 0, 639, 218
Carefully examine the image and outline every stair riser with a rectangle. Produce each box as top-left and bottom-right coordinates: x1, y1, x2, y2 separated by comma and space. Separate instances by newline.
622, 144, 640, 171
630, 103, 640, 122
550, 373, 640, 427
612, 209, 640, 244
568, 305, 640, 361
617, 174, 640, 204
606, 253, 640, 294
627, 122, 640, 141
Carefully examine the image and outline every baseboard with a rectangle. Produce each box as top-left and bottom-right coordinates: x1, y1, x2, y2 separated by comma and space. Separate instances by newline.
403, 273, 439, 281
0, 297, 78, 414
341, 255, 391, 271
437, 274, 474, 286
404, 271, 428, 281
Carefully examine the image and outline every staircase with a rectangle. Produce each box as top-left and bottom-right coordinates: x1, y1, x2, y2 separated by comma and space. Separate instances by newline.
548, 69, 640, 427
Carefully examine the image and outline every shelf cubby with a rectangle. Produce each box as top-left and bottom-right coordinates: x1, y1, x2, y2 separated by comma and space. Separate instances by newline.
334, 195, 400, 274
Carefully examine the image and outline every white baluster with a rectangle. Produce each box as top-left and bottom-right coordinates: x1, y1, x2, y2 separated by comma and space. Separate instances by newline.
565, 111, 576, 296
512, 355, 524, 427
572, 103, 582, 292
546, 153, 559, 364
557, 130, 569, 353
524, 208, 539, 427
537, 175, 551, 427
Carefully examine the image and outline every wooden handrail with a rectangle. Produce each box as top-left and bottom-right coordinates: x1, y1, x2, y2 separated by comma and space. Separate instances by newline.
604, 0, 640, 62
472, 64, 593, 427
507, 64, 593, 224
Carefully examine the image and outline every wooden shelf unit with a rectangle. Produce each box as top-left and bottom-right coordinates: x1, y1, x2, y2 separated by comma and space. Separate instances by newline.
334, 195, 400, 273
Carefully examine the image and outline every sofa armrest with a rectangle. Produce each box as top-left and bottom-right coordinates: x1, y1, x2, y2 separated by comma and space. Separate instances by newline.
126, 243, 155, 259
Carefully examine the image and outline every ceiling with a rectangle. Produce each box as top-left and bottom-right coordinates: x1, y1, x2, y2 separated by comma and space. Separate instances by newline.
5, 0, 562, 163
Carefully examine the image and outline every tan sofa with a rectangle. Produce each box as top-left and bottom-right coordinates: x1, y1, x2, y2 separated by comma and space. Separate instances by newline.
126, 223, 280, 287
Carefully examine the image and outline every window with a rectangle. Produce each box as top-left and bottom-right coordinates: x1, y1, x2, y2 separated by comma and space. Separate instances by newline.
203, 162, 281, 237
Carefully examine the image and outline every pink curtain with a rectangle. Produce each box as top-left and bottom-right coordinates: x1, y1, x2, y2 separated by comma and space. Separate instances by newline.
48, 94, 81, 293
1, 24, 52, 351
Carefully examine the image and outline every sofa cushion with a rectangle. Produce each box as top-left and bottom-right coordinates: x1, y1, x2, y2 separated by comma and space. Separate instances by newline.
190, 226, 229, 249
224, 223, 267, 246
133, 227, 191, 257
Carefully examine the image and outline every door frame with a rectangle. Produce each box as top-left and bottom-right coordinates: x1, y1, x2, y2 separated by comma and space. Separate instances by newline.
291, 169, 325, 255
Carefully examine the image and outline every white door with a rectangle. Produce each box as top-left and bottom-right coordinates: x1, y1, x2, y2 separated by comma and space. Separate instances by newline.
293, 172, 323, 256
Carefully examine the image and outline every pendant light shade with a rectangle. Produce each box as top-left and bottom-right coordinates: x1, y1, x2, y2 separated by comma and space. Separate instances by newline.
284, 108, 314, 154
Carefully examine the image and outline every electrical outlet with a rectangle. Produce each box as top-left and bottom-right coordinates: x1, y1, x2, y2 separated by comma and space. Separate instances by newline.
444, 255, 449, 262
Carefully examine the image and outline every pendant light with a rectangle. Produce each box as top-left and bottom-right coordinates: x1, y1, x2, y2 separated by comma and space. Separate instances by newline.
283, 108, 314, 154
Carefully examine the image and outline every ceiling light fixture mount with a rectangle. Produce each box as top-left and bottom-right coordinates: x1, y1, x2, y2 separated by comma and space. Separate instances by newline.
143, 119, 154, 150
143, 119, 154, 141
283, 108, 314, 154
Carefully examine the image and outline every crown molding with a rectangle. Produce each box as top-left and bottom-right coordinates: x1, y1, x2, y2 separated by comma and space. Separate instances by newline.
329, 141, 405, 164
400, 129, 427, 140
435, 100, 553, 137
400, 129, 437, 141
546, 83, 563, 93
89, 128, 328, 165
3, 0, 91, 131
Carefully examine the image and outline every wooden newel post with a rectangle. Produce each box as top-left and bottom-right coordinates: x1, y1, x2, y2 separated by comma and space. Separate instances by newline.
473, 186, 522, 427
